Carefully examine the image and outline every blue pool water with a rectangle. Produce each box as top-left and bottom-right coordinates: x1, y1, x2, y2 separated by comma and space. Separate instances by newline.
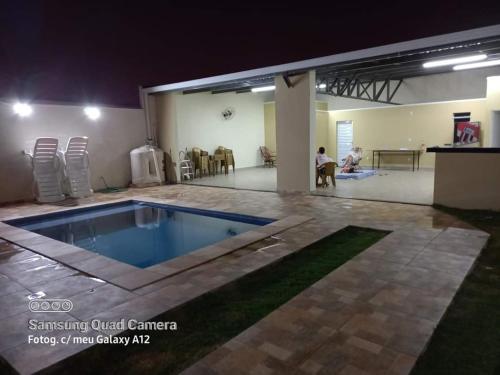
6, 201, 273, 268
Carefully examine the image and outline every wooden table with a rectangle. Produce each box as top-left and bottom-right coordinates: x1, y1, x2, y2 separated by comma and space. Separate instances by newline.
372, 149, 421, 171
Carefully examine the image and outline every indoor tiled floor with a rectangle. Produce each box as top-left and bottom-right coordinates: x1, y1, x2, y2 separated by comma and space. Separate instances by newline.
315, 169, 435, 205
0, 185, 487, 374
183, 167, 434, 205
185, 166, 277, 191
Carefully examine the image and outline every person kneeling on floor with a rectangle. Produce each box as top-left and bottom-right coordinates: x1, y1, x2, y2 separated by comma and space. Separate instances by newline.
341, 147, 363, 173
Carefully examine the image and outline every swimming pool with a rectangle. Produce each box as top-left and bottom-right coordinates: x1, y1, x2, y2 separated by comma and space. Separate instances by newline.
6, 201, 273, 268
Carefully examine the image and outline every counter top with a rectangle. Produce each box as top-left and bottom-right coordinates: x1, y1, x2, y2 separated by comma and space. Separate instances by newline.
427, 147, 500, 153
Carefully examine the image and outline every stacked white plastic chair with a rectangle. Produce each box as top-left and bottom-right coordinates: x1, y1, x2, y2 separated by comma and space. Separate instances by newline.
178, 150, 194, 181
29, 138, 65, 203
63, 136, 93, 198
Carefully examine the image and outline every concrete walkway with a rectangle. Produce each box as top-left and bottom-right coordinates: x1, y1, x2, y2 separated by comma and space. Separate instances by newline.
182, 227, 487, 375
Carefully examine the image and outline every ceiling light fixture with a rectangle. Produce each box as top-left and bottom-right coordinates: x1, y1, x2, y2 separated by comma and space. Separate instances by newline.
84, 106, 101, 120
453, 59, 500, 71
251, 85, 275, 93
13, 102, 33, 117
423, 54, 487, 68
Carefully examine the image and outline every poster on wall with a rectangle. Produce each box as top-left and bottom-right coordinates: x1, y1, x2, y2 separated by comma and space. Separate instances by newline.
453, 121, 481, 145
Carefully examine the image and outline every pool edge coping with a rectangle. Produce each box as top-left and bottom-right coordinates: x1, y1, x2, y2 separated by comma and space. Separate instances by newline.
0, 196, 313, 291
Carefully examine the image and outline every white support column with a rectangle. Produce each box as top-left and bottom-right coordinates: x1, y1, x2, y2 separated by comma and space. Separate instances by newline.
275, 71, 316, 193
155, 92, 180, 182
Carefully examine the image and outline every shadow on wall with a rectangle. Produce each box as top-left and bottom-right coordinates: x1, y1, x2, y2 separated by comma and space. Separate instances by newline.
0, 102, 147, 204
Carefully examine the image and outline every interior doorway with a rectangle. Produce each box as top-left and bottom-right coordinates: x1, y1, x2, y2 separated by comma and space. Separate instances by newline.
336, 120, 353, 162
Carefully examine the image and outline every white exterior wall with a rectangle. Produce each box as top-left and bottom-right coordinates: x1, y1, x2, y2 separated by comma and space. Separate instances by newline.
0, 102, 147, 203
173, 92, 266, 169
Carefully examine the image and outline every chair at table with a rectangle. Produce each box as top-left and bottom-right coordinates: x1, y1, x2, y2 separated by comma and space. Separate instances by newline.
214, 147, 227, 174
224, 149, 235, 174
214, 146, 235, 174
192, 147, 212, 177
260, 146, 276, 167
207, 155, 216, 176
318, 162, 338, 188
191, 147, 202, 178
200, 150, 210, 176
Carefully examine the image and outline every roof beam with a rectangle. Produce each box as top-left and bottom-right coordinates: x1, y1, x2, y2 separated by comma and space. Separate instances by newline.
388, 80, 403, 102
324, 78, 401, 105
374, 80, 388, 101
322, 92, 401, 106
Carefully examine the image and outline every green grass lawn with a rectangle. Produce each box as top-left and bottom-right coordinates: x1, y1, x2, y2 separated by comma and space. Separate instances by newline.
412, 207, 500, 375
36, 226, 386, 375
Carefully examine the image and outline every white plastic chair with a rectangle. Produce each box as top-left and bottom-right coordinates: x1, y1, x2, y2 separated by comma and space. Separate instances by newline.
63, 136, 93, 198
28, 138, 65, 203
178, 150, 194, 181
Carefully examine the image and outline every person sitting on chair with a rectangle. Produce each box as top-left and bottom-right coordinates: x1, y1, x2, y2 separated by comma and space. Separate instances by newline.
316, 147, 333, 185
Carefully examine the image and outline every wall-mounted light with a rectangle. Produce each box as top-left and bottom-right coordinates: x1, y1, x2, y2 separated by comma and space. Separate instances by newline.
13, 102, 33, 117
423, 54, 487, 68
316, 83, 327, 89
84, 106, 101, 120
251, 85, 275, 93
453, 59, 500, 71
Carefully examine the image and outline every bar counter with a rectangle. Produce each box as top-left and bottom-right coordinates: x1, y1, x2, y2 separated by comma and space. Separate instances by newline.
427, 147, 500, 210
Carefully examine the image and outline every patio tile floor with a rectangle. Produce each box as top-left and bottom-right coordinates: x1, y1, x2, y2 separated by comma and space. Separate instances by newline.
0, 184, 488, 374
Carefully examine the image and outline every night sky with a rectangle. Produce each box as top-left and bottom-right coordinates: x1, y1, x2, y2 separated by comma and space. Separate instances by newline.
1, 1, 500, 108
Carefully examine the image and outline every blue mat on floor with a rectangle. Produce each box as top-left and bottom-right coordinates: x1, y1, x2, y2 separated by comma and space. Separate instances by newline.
336, 170, 377, 180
